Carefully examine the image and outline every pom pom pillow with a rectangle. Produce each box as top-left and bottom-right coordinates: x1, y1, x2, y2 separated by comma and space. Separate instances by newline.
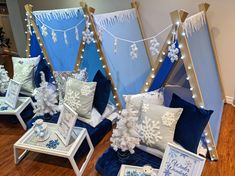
12, 56, 40, 93
170, 93, 213, 153
64, 78, 96, 119
124, 89, 164, 110
137, 103, 183, 152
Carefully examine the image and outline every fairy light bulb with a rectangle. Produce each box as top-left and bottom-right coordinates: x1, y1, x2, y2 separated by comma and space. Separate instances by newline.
186, 76, 190, 80
102, 65, 106, 68
151, 68, 155, 71
188, 66, 192, 70
190, 87, 193, 91
181, 32, 186, 36
192, 94, 196, 99
181, 55, 185, 60
99, 57, 103, 61
80, 55, 83, 59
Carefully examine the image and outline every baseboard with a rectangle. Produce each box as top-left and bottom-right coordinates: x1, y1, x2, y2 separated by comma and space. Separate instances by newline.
226, 96, 234, 105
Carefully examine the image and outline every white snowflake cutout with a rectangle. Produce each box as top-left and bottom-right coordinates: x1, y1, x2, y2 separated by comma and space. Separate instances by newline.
168, 42, 179, 63
161, 112, 176, 127
51, 30, 57, 43
64, 31, 68, 45
149, 37, 160, 56
130, 43, 138, 59
41, 24, 48, 37
82, 28, 94, 44
114, 38, 118, 54
138, 116, 162, 146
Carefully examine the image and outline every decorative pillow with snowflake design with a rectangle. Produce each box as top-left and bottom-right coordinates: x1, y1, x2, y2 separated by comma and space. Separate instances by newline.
12, 56, 40, 93
54, 68, 87, 104
137, 103, 183, 152
64, 78, 96, 119
124, 89, 164, 110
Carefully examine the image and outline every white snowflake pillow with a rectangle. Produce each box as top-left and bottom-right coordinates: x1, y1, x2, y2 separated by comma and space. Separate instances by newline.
137, 103, 183, 152
124, 89, 164, 110
12, 56, 40, 93
54, 68, 88, 104
64, 78, 96, 119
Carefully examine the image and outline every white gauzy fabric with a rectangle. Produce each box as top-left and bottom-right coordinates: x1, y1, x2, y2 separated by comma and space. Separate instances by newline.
64, 78, 96, 119
12, 56, 40, 93
124, 89, 164, 110
183, 11, 206, 37
137, 103, 183, 153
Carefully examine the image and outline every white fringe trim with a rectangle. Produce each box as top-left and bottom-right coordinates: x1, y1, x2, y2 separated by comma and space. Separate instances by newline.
33, 7, 83, 21
94, 9, 136, 26
183, 11, 206, 37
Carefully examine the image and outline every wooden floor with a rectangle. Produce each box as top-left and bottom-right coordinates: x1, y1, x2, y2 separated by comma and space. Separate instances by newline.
0, 104, 234, 176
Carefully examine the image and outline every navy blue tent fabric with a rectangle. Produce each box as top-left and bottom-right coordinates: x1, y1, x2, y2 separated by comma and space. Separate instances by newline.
27, 114, 112, 159
149, 41, 180, 91
96, 147, 162, 176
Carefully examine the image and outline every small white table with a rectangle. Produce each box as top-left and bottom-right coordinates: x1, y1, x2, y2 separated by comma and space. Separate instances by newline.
0, 97, 35, 130
14, 123, 94, 176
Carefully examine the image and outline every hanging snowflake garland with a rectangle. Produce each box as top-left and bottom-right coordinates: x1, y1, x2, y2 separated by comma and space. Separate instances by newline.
75, 27, 79, 41
51, 30, 57, 43
114, 38, 118, 54
130, 43, 138, 59
82, 16, 95, 44
168, 42, 179, 63
64, 31, 68, 45
41, 24, 48, 37
149, 37, 160, 56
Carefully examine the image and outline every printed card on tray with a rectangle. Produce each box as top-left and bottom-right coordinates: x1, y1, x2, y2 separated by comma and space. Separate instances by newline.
5, 79, 22, 108
56, 103, 77, 146
158, 143, 206, 176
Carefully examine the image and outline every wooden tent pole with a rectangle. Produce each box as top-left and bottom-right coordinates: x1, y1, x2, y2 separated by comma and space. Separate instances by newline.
80, 2, 123, 111
174, 9, 218, 161
24, 4, 54, 72
131, 0, 154, 67
198, 3, 225, 100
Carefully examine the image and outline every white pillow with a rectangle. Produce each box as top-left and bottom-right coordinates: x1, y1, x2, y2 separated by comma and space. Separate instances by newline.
77, 104, 115, 128
124, 89, 164, 110
137, 103, 183, 153
12, 56, 40, 93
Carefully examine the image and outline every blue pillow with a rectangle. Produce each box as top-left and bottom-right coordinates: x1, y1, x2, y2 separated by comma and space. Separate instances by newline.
34, 58, 54, 87
93, 70, 111, 114
170, 93, 213, 153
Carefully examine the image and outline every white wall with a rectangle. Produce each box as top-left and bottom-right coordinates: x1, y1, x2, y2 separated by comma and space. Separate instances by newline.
8, 0, 235, 100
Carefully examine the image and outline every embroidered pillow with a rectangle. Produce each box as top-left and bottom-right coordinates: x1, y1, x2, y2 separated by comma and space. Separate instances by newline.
93, 70, 111, 114
170, 93, 213, 153
12, 56, 40, 93
124, 89, 164, 110
54, 68, 88, 104
64, 78, 96, 119
137, 103, 183, 152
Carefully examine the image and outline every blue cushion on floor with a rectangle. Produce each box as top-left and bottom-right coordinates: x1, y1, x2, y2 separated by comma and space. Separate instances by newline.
93, 70, 111, 114
96, 147, 162, 176
170, 93, 213, 153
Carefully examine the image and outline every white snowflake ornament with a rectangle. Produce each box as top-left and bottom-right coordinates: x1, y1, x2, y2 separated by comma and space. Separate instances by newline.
64, 31, 68, 45
130, 43, 138, 59
149, 37, 160, 56
51, 30, 57, 43
75, 27, 79, 41
82, 28, 94, 44
41, 24, 48, 37
114, 38, 118, 54
168, 42, 179, 63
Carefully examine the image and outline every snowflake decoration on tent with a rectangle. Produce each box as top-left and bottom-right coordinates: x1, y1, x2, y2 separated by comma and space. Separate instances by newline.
75, 27, 79, 41
0, 65, 10, 94
114, 38, 118, 54
82, 16, 94, 44
149, 37, 160, 56
41, 24, 48, 37
168, 42, 179, 63
137, 116, 162, 147
64, 31, 68, 45
130, 43, 138, 59
51, 30, 57, 43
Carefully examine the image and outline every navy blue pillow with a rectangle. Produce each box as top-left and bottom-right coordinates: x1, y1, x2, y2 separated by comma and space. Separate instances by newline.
93, 70, 111, 114
170, 93, 213, 153
34, 58, 54, 87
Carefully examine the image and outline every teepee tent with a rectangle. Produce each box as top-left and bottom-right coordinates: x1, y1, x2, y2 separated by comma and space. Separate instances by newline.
142, 3, 224, 161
